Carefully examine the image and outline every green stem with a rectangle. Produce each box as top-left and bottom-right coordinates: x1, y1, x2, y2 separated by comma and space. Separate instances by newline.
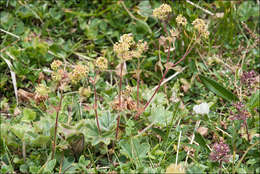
235, 141, 260, 172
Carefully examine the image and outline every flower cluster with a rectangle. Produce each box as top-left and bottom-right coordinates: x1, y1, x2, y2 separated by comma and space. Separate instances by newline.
35, 83, 50, 101
95, 57, 108, 71
79, 86, 91, 98
229, 102, 250, 123
192, 18, 209, 38
132, 40, 148, 58
69, 64, 88, 84
52, 69, 66, 81
166, 164, 185, 174
153, 4, 172, 20
193, 102, 210, 115
51, 60, 62, 70
114, 34, 147, 61
209, 141, 230, 163
176, 14, 187, 26
241, 70, 257, 86
113, 34, 135, 61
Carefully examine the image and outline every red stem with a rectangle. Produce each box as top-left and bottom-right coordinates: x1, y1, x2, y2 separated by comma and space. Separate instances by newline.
51, 90, 63, 160
116, 62, 124, 140
135, 42, 195, 118
137, 58, 140, 111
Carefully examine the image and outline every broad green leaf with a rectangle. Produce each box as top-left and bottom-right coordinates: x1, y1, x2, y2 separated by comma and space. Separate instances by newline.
83, 119, 114, 146
99, 111, 117, 131
43, 159, 56, 174
31, 135, 50, 146
148, 105, 173, 127
22, 108, 36, 121
119, 137, 150, 165
11, 124, 31, 140
138, 0, 152, 17
199, 75, 238, 102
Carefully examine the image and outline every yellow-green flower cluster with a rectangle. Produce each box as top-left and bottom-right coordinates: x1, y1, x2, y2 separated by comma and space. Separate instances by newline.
69, 64, 89, 84
114, 34, 147, 61
153, 4, 172, 20
95, 57, 108, 71
176, 14, 187, 26
35, 84, 50, 97
51, 60, 62, 70
132, 40, 148, 58
79, 86, 91, 98
113, 34, 135, 61
52, 69, 66, 81
192, 18, 209, 38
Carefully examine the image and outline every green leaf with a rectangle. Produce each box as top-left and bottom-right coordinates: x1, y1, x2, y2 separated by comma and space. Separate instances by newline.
31, 135, 50, 146
247, 90, 260, 110
194, 133, 210, 152
22, 108, 36, 121
199, 75, 238, 102
119, 137, 150, 165
83, 119, 114, 146
43, 159, 56, 174
138, 0, 152, 17
11, 124, 31, 140
148, 105, 173, 127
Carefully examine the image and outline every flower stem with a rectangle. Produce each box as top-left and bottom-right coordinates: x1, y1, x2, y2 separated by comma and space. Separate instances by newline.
136, 58, 140, 112
135, 41, 195, 118
93, 72, 101, 133
219, 161, 222, 174
244, 120, 250, 141
51, 90, 63, 160
116, 62, 124, 140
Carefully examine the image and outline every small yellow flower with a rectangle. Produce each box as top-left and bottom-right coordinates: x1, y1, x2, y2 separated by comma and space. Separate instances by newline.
153, 4, 172, 20
69, 64, 88, 84
176, 14, 187, 26
192, 18, 209, 38
35, 84, 50, 96
52, 69, 66, 81
166, 164, 185, 174
79, 86, 91, 98
95, 57, 108, 71
114, 33, 135, 61
51, 60, 62, 70
133, 40, 148, 58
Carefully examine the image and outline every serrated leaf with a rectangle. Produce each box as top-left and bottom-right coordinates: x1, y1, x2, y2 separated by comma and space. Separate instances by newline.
119, 137, 150, 163
199, 75, 238, 102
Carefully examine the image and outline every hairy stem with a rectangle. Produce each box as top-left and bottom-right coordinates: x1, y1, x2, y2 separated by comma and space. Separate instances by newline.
51, 90, 63, 160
